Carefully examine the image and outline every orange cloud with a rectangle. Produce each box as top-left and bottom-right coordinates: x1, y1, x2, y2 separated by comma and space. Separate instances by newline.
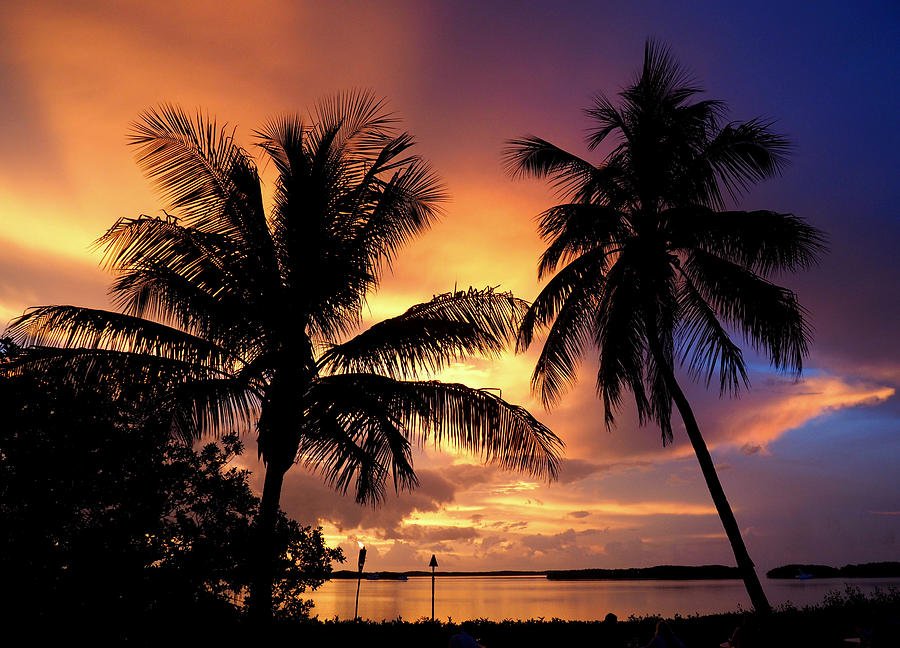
698, 374, 895, 455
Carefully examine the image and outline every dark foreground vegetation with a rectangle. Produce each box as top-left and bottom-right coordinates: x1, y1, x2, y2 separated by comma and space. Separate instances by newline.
767, 562, 900, 579
299, 588, 898, 648
0, 349, 343, 629
9, 586, 898, 646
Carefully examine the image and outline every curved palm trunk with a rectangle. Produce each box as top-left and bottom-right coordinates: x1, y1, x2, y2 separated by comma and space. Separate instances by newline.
249, 458, 289, 623
649, 343, 772, 614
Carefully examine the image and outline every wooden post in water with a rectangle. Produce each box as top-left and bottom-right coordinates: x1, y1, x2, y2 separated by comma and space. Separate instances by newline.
355, 543, 366, 620
429, 554, 438, 620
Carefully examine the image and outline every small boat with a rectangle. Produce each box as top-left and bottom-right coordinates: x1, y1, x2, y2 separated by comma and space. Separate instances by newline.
795, 569, 814, 580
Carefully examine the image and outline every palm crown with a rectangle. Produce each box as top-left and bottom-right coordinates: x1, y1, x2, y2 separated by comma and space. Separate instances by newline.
9, 92, 561, 502
507, 42, 824, 442
6, 93, 563, 617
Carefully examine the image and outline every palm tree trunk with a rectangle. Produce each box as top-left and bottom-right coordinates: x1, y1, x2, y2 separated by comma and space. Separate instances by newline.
648, 341, 772, 614
249, 460, 287, 623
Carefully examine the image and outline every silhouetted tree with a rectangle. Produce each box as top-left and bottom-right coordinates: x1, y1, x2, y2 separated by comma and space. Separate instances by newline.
0, 366, 342, 633
5, 91, 562, 620
505, 41, 824, 614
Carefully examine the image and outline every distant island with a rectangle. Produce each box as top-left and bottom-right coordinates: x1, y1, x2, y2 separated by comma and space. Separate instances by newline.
546, 565, 740, 580
330, 565, 741, 581
766, 561, 900, 579
330, 570, 546, 579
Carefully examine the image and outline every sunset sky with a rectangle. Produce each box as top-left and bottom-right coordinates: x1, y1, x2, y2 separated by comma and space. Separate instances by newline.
2, 1, 898, 575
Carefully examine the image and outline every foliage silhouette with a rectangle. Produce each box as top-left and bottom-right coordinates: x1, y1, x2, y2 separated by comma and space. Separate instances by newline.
505, 41, 825, 614
4, 90, 562, 620
0, 362, 342, 632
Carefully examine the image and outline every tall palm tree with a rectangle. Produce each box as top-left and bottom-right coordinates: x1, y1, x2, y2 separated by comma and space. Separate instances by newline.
6, 91, 562, 619
504, 42, 824, 614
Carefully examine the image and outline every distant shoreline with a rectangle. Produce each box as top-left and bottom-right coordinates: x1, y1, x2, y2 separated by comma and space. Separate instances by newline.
331, 561, 900, 581
330, 565, 741, 580
766, 561, 900, 579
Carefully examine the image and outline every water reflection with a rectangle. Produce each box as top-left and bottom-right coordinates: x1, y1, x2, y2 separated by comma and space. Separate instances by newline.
306, 576, 900, 621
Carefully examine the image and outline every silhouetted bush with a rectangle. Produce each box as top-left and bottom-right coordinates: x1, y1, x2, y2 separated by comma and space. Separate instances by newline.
0, 360, 342, 638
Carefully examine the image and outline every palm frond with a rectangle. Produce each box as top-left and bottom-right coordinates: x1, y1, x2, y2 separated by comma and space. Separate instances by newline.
129, 105, 252, 232
536, 203, 628, 278
693, 119, 792, 206
521, 253, 609, 408
254, 112, 310, 180
311, 89, 398, 159
593, 258, 649, 429
502, 136, 596, 197
6, 305, 238, 371
676, 272, 749, 395
309, 375, 563, 487
625, 39, 702, 110
299, 380, 417, 505
0, 346, 226, 396
644, 329, 674, 444
322, 287, 526, 378
352, 156, 446, 272
161, 378, 260, 444
584, 93, 631, 151
682, 249, 811, 373
517, 247, 610, 353
642, 270, 681, 443
668, 207, 826, 276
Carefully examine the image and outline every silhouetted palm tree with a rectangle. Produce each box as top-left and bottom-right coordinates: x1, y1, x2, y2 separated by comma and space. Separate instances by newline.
505, 42, 824, 614
7, 91, 562, 619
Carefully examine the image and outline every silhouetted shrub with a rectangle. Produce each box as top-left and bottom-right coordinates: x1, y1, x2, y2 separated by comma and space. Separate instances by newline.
0, 364, 342, 638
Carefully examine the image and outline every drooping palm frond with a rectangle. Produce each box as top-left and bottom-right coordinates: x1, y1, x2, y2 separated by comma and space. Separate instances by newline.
641, 264, 681, 443
668, 208, 825, 277
686, 119, 792, 208
521, 254, 611, 409
299, 378, 417, 504
676, 275, 749, 395
306, 374, 562, 492
517, 247, 610, 349
321, 287, 527, 378
681, 249, 811, 374
535, 203, 629, 278
160, 377, 260, 444
7, 305, 238, 371
644, 330, 674, 444
593, 257, 650, 429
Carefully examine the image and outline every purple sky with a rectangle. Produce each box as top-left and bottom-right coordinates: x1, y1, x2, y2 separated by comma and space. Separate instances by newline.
1, 0, 898, 574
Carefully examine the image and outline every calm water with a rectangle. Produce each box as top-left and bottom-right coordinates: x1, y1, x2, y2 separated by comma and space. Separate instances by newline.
306, 576, 900, 621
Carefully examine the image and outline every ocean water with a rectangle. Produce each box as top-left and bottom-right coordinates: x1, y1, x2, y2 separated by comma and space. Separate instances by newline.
305, 575, 900, 621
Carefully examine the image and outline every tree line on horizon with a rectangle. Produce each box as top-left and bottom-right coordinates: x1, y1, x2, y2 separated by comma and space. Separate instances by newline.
0, 40, 824, 623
